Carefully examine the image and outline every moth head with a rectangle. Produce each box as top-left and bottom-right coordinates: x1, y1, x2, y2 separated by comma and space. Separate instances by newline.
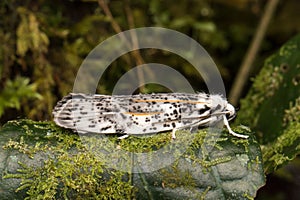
225, 103, 236, 121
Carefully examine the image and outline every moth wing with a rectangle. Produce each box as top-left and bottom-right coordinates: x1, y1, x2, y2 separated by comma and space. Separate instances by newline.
113, 93, 211, 134
53, 93, 123, 133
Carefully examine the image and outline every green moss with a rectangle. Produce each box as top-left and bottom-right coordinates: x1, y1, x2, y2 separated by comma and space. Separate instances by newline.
243, 192, 254, 200
160, 161, 197, 189
260, 94, 300, 174
114, 131, 173, 153
262, 122, 300, 174
199, 186, 211, 200
3, 120, 136, 199
1, 119, 264, 199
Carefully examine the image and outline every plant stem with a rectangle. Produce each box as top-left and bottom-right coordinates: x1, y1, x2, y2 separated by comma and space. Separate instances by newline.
229, 0, 280, 105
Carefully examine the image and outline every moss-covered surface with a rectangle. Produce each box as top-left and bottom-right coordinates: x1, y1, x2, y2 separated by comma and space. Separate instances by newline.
0, 119, 264, 199
235, 34, 300, 174
1, 120, 136, 200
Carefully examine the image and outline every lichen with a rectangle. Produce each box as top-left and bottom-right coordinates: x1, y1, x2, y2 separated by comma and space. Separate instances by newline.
283, 97, 300, 126
236, 62, 285, 128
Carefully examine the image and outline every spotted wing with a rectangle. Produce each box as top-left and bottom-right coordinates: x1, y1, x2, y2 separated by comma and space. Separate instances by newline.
53, 93, 125, 134
53, 93, 228, 135
111, 93, 225, 134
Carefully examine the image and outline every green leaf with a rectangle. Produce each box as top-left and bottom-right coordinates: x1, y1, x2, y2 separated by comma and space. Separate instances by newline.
128, 129, 265, 199
1, 120, 265, 199
0, 77, 41, 116
235, 34, 300, 173
16, 7, 49, 57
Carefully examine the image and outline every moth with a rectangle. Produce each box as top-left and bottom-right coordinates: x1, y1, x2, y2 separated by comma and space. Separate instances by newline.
53, 93, 248, 139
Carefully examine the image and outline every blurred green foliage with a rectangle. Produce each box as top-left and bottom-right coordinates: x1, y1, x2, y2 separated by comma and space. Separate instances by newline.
0, 77, 41, 117
2, 0, 297, 122
0, 0, 298, 161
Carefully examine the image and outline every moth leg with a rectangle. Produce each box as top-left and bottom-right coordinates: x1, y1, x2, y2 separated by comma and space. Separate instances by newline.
223, 116, 249, 138
171, 129, 177, 139
118, 134, 129, 139
189, 126, 198, 133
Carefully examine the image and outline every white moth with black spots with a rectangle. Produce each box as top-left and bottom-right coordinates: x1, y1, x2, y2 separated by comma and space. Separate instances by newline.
53, 93, 248, 139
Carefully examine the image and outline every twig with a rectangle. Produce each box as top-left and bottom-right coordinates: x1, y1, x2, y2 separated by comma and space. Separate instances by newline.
98, 0, 131, 66
124, 0, 145, 91
229, 0, 280, 105
98, 0, 122, 33
98, 0, 155, 93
